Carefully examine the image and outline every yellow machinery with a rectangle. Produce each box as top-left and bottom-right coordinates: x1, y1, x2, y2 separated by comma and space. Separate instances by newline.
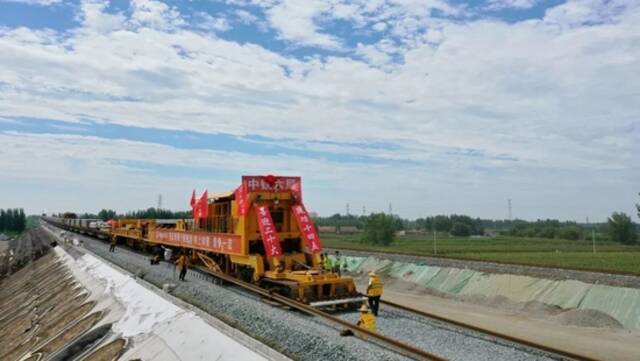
103, 175, 362, 306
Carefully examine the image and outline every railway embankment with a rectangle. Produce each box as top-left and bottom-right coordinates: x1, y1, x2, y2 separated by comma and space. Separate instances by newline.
0, 226, 286, 361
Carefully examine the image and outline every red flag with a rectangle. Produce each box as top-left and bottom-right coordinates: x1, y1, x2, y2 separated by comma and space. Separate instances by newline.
190, 189, 196, 208
292, 204, 322, 253
194, 190, 209, 219
255, 204, 282, 257
235, 184, 249, 216
291, 180, 302, 203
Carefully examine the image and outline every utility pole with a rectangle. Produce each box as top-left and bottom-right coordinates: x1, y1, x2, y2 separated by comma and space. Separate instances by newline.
388, 203, 392, 215
433, 217, 437, 255
508, 199, 512, 221
158, 194, 163, 210
586, 216, 596, 253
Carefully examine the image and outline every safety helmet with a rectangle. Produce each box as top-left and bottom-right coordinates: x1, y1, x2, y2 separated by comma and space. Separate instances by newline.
368, 270, 376, 276
359, 304, 369, 312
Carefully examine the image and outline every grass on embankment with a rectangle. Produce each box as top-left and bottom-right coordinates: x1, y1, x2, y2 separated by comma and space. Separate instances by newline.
321, 233, 640, 275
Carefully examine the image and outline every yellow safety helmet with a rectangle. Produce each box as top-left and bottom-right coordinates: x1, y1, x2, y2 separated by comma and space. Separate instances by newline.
359, 304, 370, 312
368, 270, 376, 276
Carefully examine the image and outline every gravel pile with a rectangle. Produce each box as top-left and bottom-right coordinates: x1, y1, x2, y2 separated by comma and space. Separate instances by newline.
328, 248, 640, 288
554, 309, 624, 329
338, 307, 561, 361
51, 227, 413, 361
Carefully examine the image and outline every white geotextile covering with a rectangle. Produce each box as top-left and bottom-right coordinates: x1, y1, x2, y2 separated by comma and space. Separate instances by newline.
76, 254, 267, 361
346, 256, 640, 330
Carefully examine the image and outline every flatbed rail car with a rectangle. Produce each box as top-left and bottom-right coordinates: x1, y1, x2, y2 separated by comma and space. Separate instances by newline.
45, 175, 364, 307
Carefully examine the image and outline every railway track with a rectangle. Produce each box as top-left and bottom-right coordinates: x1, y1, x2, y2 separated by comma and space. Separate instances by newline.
45, 222, 593, 361
379, 300, 597, 361
192, 264, 447, 361
43, 222, 443, 361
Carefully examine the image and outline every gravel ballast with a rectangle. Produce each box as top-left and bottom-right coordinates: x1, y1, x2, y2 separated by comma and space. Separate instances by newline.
45, 225, 564, 361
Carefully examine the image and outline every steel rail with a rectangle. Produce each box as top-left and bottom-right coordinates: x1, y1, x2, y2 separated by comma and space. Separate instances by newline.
381, 299, 600, 361
193, 265, 447, 361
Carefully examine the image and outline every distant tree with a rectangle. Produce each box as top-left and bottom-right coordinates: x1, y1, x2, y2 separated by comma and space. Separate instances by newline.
450, 222, 471, 237
0, 208, 26, 232
558, 225, 582, 241
433, 215, 452, 232
362, 213, 396, 246
537, 227, 556, 239
98, 209, 117, 221
607, 212, 637, 244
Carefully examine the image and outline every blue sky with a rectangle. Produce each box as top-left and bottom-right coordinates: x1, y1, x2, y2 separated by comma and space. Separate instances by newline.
0, 0, 638, 221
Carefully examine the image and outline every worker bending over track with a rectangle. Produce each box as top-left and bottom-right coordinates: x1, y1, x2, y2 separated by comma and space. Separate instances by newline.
356, 304, 377, 332
366, 271, 383, 316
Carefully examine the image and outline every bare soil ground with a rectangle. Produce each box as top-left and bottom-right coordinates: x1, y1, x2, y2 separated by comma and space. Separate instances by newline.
352, 273, 640, 361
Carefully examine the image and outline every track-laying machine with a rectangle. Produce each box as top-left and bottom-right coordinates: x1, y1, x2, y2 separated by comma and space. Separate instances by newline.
47, 175, 363, 307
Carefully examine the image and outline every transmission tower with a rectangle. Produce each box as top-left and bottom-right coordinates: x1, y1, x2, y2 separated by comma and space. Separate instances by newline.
346, 203, 350, 216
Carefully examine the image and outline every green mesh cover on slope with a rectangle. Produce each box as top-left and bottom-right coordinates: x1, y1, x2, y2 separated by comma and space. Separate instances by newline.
343, 255, 640, 330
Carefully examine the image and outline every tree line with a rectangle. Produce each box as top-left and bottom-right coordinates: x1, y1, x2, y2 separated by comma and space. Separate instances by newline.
314, 210, 639, 245
0, 208, 26, 232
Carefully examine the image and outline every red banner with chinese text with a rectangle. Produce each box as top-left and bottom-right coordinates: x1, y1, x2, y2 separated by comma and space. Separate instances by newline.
292, 204, 322, 253
193, 190, 209, 219
255, 205, 282, 257
154, 229, 242, 255
242, 175, 301, 193
234, 183, 249, 216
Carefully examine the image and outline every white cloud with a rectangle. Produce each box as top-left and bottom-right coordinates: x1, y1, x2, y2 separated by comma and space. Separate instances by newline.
130, 0, 185, 30
486, 0, 538, 10
235, 9, 259, 24
193, 12, 231, 32
265, 0, 342, 48
0, 0, 638, 219
373, 22, 387, 31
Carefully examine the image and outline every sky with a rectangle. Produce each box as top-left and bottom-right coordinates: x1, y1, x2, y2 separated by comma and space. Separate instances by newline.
0, 0, 638, 221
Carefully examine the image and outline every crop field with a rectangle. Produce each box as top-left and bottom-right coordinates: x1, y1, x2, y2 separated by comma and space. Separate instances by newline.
321, 233, 640, 274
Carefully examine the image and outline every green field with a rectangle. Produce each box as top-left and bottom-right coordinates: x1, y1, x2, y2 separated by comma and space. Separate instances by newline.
321, 232, 640, 274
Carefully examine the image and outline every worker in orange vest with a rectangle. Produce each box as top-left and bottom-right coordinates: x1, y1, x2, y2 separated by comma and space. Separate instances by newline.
366, 271, 383, 316
356, 304, 377, 332
176, 252, 189, 281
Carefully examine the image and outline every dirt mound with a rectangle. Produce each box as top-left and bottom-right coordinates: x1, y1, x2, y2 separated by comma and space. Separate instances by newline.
554, 309, 624, 329
520, 301, 563, 318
